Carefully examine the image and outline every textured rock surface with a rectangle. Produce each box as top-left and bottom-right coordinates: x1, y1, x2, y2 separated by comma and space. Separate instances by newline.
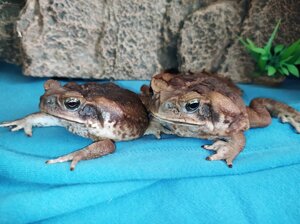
160, 0, 217, 70
16, 0, 170, 78
17, 0, 110, 78
178, 1, 244, 75
0, 0, 25, 64
97, 0, 166, 79
1, 0, 299, 82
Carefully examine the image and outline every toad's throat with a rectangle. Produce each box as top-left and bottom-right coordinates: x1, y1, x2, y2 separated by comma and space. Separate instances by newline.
151, 113, 203, 127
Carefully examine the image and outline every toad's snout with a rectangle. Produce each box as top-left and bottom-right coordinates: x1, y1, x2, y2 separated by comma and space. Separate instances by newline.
161, 101, 179, 114
39, 95, 58, 111
46, 96, 56, 105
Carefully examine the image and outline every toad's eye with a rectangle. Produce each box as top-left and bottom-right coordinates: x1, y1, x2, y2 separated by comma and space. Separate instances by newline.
185, 99, 200, 113
64, 98, 81, 110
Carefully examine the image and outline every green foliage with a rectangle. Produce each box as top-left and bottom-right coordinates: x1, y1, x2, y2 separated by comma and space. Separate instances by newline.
239, 20, 300, 78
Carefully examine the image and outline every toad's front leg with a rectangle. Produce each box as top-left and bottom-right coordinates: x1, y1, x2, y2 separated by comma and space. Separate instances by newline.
0, 112, 63, 136
46, 139, 115, 171
202, 132, 245, 168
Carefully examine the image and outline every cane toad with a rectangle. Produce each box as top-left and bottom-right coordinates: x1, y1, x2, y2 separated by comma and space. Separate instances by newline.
141, 71, 300, 167
0, 80, 148, 170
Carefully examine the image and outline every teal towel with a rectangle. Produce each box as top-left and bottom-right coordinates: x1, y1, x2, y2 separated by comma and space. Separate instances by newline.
0, 63, 299, 223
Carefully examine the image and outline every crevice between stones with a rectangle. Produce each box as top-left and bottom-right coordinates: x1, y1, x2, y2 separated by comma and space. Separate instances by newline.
213, 0, 251, 74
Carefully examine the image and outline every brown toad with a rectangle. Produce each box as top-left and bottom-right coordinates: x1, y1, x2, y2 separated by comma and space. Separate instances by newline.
0, 80, 148, 170
141, 71, 300, 167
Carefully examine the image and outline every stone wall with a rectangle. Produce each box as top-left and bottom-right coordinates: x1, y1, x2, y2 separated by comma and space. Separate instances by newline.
0, 0, 25, 64
0, 0, 299, 82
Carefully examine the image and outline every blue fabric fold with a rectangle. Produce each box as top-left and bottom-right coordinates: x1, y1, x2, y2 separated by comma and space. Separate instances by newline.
0, 63, 300, 223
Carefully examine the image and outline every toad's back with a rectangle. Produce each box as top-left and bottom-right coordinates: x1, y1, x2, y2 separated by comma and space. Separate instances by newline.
65, 82, 147, 117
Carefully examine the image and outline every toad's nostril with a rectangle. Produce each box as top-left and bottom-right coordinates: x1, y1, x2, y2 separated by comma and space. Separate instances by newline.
164, 102, 174, 110
46, 96, 56, 105
172, 108, 179, 114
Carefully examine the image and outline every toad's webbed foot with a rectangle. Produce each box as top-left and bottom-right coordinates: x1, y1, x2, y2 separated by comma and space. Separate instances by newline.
278, 112, 300, 133
202, 141, 237, 168
202, 132, 245, 168
0, 112, 62, 136
46, 139, 115, 171
0, 118, 33, 136
144, 119, 163, 139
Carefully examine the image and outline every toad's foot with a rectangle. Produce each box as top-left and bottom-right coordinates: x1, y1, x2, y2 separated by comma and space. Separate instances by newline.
0, 118, 34, 136
202, 132, 245, 168
202, 141, 239, 168
144, 128, 161, 139
278, 112, 300, 133
46, 139, 115, 171
0, 112, 62, 136
144, 120, 162, 139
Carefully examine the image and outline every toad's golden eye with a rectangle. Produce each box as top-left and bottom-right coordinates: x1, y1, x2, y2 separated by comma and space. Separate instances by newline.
185, 99, 200, 113
64, 98, 81, 110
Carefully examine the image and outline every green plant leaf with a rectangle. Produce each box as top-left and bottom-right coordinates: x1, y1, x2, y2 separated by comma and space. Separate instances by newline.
279, 66, 289, 76
266, 65, 276, 76
250, 47, 266, 55
237, 23, 300, 79
261, 55, 269, 61
264, 20, 281, 54
281, 66, 290, 75
239, 37, 248, 47
274, 44, 285, 54
239, 37, 266, 55
279, 56, 294, 64
286, 64, 299, 77
277, 68, 283, 75
257, 57, 267, 71
246, 38, 257, 48
250, 52, 261, 61
239, 38, 253, 52
280, 39, 300, 60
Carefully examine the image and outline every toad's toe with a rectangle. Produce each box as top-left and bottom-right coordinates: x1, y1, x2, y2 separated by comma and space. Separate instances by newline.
203, 140, 239, 168
278, 113, 300, 133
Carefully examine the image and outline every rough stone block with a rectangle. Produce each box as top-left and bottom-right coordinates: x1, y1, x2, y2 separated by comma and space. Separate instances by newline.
0, 0, 25, 64
178, 1, 243, 74
0, 0, 298, 83
16, 0, 169, 79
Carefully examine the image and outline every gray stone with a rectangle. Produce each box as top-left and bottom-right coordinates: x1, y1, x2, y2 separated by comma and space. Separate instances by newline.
178, 1, 244, 75
16, 0, 168, 79
160, 0, 217, 70
0, 0, 25, 64
15, 0, 216, 79
0, 0, 299, 83
17, 0, 111, 78
97, 0, 166, 79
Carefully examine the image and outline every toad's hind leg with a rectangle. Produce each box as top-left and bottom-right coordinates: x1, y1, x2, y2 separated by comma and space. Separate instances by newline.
46, 139, 115, 171
247, 98, 300, 133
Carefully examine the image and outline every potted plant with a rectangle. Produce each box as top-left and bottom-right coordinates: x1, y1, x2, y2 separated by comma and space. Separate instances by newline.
239, 20, 300, 85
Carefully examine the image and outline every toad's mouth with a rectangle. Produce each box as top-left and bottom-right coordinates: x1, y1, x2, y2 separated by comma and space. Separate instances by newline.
150, 113, 203, 126
40, 108, 86, 124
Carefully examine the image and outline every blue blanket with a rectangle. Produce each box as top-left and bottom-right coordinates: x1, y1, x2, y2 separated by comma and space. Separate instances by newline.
0, 63, 300, 224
